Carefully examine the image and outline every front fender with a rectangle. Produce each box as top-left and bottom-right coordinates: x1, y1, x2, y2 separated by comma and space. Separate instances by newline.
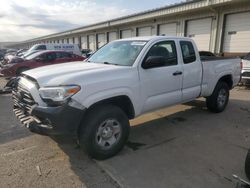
73, 87, 140, 116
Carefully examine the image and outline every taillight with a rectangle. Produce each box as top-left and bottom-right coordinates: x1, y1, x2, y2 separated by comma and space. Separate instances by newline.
240, 60, 243, 70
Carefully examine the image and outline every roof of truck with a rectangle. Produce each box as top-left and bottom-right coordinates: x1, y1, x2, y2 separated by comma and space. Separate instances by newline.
117, 35, 189, 42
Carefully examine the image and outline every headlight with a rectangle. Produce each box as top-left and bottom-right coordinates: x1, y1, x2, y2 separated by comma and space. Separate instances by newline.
39, 85, 81, 103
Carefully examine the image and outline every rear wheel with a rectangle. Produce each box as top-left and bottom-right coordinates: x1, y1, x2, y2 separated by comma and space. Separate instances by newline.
206, 81, 229, 113
79, 105, 130, 160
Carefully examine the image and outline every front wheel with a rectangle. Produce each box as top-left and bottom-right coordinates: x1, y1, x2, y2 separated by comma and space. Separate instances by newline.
206, 81, 229, 113
79, 105, 130, 160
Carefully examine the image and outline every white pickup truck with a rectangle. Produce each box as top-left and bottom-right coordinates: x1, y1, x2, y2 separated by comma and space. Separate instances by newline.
241, 53, 250, 84
12, 36, 241, 159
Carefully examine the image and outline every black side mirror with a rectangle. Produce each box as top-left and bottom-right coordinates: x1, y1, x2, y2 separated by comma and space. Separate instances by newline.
142, 56, 165, 69
35, 57, 44, 62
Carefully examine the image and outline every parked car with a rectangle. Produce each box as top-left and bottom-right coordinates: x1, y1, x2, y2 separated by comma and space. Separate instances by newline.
241, 53, 250, 84
28, 44, 82, 56
12, 36, 241, 159
0, 50, 85, 77
16, 49, 28, 57
1, 50, 41, 66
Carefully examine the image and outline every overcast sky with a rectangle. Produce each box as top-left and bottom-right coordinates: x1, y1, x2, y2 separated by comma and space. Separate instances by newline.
0, 0, 182, 42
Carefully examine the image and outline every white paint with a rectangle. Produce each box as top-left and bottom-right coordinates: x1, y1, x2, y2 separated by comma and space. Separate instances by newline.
223, 12, 250, 53
81, 36, 88, 49
121, 29, 132, 39
22, 36, 241, 118
97, 33, 106, 48
108, 32, 117, 42
138, 27, 152, 36
186, 18, 212, 51
74, 37, 79, 45
68, 38, 74, 44
159, 23, 177, 36
88, 35, 96, 51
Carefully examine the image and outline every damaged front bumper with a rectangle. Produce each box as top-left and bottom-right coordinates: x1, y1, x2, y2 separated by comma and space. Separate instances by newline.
12, 85, 85, 135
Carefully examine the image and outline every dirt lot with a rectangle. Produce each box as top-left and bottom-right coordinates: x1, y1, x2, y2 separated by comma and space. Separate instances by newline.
1, 78, 250, 188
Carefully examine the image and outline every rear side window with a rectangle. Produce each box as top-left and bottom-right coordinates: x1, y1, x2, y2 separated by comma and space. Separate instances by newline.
35, 45, 46, 50
180, 41, 196, 64
56, 52, 71, 58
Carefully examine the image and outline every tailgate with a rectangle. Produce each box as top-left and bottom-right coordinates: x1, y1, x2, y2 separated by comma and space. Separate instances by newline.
242, 59, 250, 69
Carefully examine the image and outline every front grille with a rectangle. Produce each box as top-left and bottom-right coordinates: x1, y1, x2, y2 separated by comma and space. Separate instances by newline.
242, 72, 250, 77
12, 83, 37, 127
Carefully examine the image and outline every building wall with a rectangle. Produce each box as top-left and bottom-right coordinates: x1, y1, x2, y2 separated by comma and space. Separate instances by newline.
15, 1, 250, 56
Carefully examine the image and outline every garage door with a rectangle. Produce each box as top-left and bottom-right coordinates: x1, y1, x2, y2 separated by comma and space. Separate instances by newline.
108, 32, 117, 42
159, 23, 177, 36
74, 37, 79, 45
186, 18, 212, 51
138, 26, 152, 36
81, 36, 88, 49
88, 35, 96, 51
223, 12, 250, 53
121, 29, 132, 39
68, 38, 74, 44
97, 33, 106, 49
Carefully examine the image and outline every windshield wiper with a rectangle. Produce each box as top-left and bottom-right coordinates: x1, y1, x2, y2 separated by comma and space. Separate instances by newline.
103, 62, 119, 66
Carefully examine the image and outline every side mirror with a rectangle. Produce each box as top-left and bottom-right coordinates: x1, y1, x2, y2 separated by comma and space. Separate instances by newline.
142, 56, 165, 69
35, 57, 44, 62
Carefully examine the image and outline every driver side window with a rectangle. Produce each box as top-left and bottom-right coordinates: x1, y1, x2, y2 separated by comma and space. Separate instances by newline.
145, 41, 178, 67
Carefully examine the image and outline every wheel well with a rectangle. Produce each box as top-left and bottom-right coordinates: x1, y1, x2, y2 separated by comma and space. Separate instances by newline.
218, 75, 233, 89
88, 96, 135, 119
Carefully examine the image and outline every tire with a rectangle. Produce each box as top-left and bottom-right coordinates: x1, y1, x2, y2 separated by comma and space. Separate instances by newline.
245, 149, 250, 180
16, 67, 29, 76
206, 81, 229, 113
79, 105, 130, 160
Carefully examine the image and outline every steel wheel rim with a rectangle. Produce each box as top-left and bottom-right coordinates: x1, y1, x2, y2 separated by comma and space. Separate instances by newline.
217, 88, 227, 107
95, 119, 122, 149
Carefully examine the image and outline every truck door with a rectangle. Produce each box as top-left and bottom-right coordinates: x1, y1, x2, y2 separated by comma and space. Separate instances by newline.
139, 40, 183, 113
179, 40, 202, 102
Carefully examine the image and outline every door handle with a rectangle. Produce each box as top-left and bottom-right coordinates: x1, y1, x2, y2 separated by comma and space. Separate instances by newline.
173, 71, 183, 76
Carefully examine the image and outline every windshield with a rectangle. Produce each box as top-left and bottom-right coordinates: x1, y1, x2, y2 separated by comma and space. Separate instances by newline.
25, 51, 43, 60
29, 44, 46, 51
22, 51, 38, 58
28, 45, 38, 51
88, 40, 147, 66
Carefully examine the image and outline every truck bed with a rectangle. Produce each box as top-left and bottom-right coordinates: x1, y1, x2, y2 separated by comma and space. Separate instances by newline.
200, 56, 241, 97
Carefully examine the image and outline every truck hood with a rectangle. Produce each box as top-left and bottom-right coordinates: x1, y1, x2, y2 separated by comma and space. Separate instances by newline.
23, 61, 128, 87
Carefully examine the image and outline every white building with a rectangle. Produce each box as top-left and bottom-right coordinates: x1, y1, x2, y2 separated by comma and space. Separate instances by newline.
12, 0, 250, 56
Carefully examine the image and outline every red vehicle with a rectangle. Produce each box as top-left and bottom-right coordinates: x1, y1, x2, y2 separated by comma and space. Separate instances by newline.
0, 50, 85, 77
